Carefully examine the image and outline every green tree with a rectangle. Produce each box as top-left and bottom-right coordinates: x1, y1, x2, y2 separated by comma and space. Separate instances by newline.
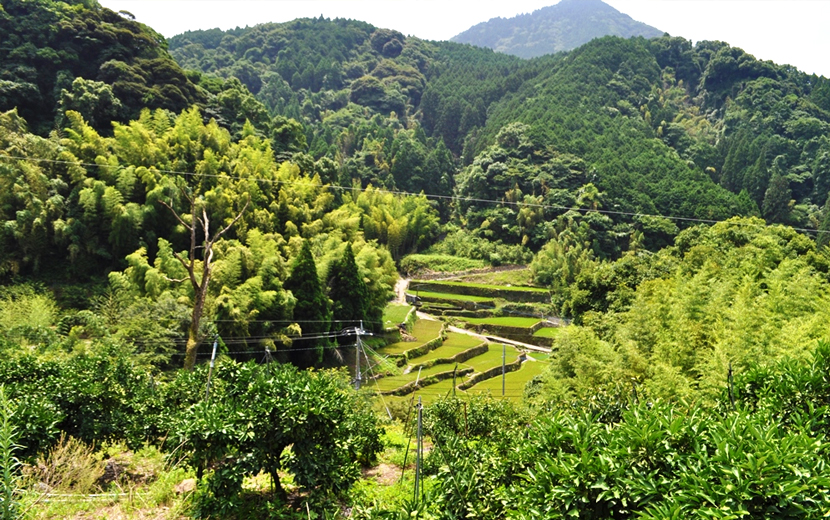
158, 192, 250, 370
328, 243, 370, 330
284, 240, 331, 368
762, 157, 792, 224
171, 361, 382, 507
57, 78, 124, 132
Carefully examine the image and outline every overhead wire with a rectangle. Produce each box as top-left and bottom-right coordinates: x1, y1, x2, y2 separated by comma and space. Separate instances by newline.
1, 153, 826, 236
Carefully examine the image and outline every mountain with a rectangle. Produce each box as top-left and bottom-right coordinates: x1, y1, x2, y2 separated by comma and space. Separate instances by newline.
4, 0, 830, 273
168, 17, 830, 248
451, 0, 664, 58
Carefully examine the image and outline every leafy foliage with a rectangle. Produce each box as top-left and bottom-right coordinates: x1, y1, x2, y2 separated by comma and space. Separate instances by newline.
367, 344, 830, 518
0, 0, 205, 134
532, 217, 830, 401
169, 361, 382, 509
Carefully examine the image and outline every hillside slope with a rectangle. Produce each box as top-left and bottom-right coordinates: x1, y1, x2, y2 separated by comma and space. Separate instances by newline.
451, 0, 663, 58
0, 0, 205, 134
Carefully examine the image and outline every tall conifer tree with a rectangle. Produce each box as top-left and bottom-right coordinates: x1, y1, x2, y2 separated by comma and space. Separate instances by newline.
328, 243, 370, 331
285, 240, 330, 368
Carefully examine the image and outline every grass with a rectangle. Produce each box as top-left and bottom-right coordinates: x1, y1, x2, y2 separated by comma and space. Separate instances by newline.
414, 291, 495, 303
383, 303, 413, 328
457, 268, 535, 286
415, 280, 550, 293
533, 327, 562, 338
463, 317, 541, 327
467, 358, 549, 401
20, 440, 195, 520
400, 254, 488, 273
408, 333, 483, 365
373, 362, 470, 392
464, 344, 520, 373
378, 320, 443, 355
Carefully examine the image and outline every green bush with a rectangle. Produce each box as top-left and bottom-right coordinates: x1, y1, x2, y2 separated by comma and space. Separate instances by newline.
169, 361, 383, 512
0, 346, 156, 459
399, 254, 487, 275
362, 345, 830, 519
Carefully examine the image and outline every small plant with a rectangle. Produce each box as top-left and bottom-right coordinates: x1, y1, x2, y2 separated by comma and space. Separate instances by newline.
0, 385, 21, 520
23, 434, 101, 494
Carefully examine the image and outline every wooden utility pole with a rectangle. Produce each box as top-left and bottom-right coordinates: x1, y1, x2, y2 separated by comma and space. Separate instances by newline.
502, 343, 506, 397
414, 396, 423, 504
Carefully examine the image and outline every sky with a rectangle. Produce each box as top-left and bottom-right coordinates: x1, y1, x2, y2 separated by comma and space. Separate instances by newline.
98, 0, 830, 78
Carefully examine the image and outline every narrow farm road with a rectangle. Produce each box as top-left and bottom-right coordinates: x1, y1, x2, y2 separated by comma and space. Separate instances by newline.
394, 277, 409, 304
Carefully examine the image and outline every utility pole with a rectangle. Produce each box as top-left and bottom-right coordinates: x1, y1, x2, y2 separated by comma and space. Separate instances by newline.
502, 343, 506, 397
205, 337, 219, 401
414, 396, 423, 504
355, 322, 365, 391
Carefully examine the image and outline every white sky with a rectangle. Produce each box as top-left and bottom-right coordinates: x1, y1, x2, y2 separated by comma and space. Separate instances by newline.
98, 0, 830, 78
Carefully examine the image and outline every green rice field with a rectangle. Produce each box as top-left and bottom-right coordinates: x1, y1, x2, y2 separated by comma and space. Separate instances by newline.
417, 280, 550, 293
373, 361, 469, 392
414, 291, 495, 303
533, 327, 562, 338
408, 333, 483, 364
464, 344, 519, 372
457, 268, 535, 287
378, 319, 443, 355
383, 303, 413, 328
467, 358, 548, 400
374, 317, 550, 403
463, 317, 541, 327
381, 344, 520, 402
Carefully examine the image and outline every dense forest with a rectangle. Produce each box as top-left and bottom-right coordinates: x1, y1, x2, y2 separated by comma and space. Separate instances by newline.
1, 0, 830, 517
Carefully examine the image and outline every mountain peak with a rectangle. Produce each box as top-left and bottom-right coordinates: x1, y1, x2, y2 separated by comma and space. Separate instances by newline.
451, 0, 663, 58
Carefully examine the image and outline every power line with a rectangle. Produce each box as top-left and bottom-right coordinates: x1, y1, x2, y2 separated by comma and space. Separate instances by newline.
1, 153, 825, 236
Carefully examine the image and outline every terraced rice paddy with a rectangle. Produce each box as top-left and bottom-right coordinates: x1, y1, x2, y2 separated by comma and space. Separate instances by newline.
463, 317, 541, 327
456, 268, 535, 287
418, 280, 550, 293
533, 327, 562, 338
373, 309, 551, 403
414, 291, 495, 303
467, 357, 549, 400
464, 344, 519, 372
378, 319, 443, 355
383, 303, 413, 328
410, 333, 482, 365
374, 362, 464, 393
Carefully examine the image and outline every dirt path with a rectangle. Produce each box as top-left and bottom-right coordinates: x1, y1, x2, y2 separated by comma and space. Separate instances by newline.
446, 325, 551, 353
398, 274, 552, 353
394, 278, 410, 304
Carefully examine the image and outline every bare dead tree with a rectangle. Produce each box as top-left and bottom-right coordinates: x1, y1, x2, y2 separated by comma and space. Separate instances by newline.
158, 193, 249, 370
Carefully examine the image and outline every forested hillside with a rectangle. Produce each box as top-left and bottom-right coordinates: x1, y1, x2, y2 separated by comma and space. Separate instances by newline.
0, 0, 205, 134
451, 0, 664, 58
168, 20, 830, 255
2, 1, 830, 517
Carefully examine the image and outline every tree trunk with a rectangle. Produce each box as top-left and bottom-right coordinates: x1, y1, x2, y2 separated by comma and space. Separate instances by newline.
269, 468, 287, 502
183, 285, 207, 370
